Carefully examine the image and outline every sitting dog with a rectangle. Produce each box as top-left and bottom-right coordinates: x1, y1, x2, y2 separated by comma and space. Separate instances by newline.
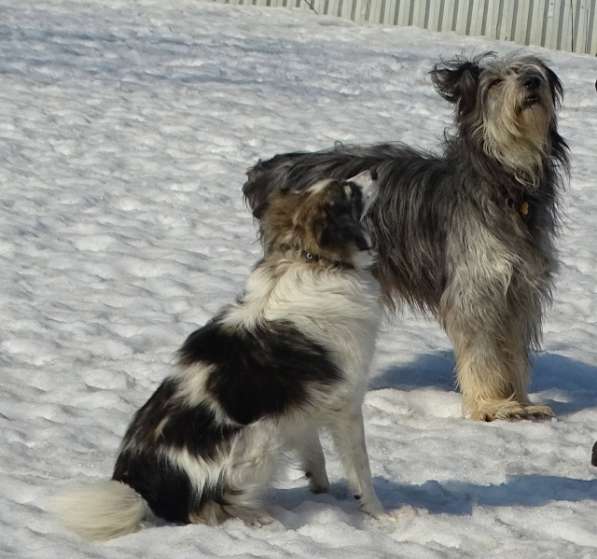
52, 175, 385, 541
242, 53, 569, 422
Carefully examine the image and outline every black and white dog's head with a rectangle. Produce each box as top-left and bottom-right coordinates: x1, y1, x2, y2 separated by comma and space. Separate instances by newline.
431, 53, 566, 178
260, 173, 375, 268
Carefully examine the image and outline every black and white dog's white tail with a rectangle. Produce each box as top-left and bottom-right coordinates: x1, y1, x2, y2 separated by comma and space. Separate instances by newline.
49, 480, 148, 541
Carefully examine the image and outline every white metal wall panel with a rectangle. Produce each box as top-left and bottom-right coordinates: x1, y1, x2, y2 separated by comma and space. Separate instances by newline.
427, 0, 443, 32
499, 0, 514, 41
575, 0, 589, 52
560, 0, 573, 50
217, 0, 597, 55
514, 0, 532, 45
395, 0, 412, 26
486, 2, 501, 39
544, 0, 560, 50
410, 0, 425, 28
367, 0, 384, 23
590, 0, 597, 54
380, 0, 395, 26
468, 0, 487, 37
454, 0, 470, 35
440, 0, 455, 30
528, 0, 547, 46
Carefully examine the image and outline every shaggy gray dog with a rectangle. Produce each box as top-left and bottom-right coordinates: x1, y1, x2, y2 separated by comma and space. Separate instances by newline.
243, 53, 569, 422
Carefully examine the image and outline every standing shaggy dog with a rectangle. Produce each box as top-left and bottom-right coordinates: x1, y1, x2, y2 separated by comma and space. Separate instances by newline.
52, 176, 385, 541
243, 53, 569, 422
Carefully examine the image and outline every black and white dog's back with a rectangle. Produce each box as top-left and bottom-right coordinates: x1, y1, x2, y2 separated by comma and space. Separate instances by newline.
53, 176, 384, 540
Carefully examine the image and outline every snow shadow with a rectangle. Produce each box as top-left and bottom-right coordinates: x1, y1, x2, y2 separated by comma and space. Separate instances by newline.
371, 351, 456, 392
269, 481, 379, 529
372, 351, 597, 416
375, 473, 597, 515
272, 473, 597, 522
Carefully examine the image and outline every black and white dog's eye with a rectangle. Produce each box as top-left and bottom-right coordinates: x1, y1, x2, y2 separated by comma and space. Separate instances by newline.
489, 78, 503, 88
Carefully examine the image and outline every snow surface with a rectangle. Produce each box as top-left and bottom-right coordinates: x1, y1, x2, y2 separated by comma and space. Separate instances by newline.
1, 1, 597, 557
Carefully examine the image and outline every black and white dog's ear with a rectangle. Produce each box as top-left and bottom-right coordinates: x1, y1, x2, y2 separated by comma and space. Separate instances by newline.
319, 178, 372, 252
347, 171, 377, 217
430, 55, 486, 114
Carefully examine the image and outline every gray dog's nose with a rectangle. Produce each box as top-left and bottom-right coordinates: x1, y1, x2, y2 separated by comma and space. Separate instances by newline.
523, 75, 542, 90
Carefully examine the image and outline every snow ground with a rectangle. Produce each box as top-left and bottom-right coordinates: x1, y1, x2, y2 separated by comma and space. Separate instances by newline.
1, 0, 597, 557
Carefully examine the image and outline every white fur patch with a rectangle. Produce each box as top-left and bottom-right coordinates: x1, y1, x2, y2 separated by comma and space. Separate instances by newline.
348, 170, 377, 208
220, 265, 276, 330
307, 178, 334, 193
163, 419, 279, 516
353, 249, 375, 269
174, 363, 213, 407
260, 263, 381, 405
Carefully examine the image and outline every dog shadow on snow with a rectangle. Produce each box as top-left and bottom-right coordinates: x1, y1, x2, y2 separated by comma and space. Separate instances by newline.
270, 472, 597, 523
267, 353, 597, 527
371, 351, 597, 417
373, 474, 597, 516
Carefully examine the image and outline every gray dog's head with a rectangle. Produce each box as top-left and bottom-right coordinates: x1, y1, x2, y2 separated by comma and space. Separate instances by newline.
431, 53, 564, 179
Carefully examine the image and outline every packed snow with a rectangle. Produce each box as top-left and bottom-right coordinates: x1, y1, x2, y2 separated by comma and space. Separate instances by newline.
1, 0, 597, 557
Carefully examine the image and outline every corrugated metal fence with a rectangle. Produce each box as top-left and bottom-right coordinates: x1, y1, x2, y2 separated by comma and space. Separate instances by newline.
214, 0, 597, 55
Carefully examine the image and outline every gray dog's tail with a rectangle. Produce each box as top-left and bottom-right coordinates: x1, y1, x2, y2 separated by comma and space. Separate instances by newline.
49, 480, 148, 541
242, 143, 411, 220
243, 151, 307, 218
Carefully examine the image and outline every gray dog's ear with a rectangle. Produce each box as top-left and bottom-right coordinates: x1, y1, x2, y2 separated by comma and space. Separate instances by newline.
544, 65, 564, 107
430, 55, 487, 115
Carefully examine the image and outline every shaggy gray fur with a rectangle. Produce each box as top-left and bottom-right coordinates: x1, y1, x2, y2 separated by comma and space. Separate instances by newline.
242, 53, 569, 420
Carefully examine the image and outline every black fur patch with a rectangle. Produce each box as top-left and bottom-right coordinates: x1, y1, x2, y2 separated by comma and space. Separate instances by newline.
113, 449, 195, 523
178, 316, 342, 425
113, 447, 231, 523
430, 54, 484, 116
161, 402, 240, 456
112, 378, 240, 522
319, 180, 369, 251
116, 378, 178, 449
117, 378, 240, 459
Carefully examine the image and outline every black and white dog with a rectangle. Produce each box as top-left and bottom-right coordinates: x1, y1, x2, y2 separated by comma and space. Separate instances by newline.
243, 53, 569, 422
53, 176, 385, 540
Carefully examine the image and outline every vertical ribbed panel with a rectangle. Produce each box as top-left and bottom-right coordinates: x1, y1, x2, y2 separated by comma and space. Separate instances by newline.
215, 0, 597, 55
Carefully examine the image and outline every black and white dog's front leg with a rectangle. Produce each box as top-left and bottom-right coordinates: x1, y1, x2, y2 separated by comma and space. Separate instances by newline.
284, 422, 330, 494
329, 410, 384, 518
